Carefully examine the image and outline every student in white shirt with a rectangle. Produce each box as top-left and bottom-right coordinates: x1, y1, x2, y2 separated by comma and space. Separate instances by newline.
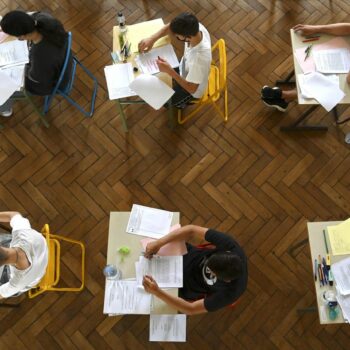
138, 13, 212, 108
0, 211, 48, 298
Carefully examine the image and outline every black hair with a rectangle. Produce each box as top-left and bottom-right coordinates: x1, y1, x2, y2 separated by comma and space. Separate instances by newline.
170, 13, 199, 37
0, 11, 67, 47
206, 251, 242, 281
0, 247, 9, 265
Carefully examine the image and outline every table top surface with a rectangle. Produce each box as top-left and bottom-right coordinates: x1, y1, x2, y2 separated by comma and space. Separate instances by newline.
307, 221, 347, 324
290, 29, 350, 105
107, 211, 180, 314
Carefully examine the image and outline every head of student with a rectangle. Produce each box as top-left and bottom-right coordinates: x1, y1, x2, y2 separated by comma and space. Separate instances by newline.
170, 13, 199, 42
0, 10, 67, 47
206, 251, 243, 282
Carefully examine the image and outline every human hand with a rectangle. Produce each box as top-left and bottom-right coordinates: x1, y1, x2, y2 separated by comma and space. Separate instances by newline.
138, 37, 155, 53
156, 56, 172, 74
142, 275, 159, 294
144, 241, 161, 259
293, 24, 319, 36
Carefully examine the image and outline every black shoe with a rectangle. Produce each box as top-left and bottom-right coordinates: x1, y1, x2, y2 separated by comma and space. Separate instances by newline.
262, 97, 289, 112
261, 85, 282, 99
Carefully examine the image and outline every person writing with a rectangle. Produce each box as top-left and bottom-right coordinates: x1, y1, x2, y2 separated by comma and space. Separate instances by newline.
261, 23, 350, 112
138, 13, 212, 109
142, 225, 248, 315
0, 10, 70, 117
0, 211, 48, 299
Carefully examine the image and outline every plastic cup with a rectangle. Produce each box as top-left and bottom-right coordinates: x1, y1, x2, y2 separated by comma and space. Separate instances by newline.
103, 264, 122, 280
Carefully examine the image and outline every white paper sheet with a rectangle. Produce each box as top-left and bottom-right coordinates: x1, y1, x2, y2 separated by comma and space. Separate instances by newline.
313, 48, 350, 73
126, 204, 173, 239
136, 256, 183, 288
332, 257, 350, 295
150, 315, 186, 342
129, 74, 174, 110
103, 279, 151, 314
296, 71, 344, 111
336, 287, 350, 322
0, 40, 29, 67
135, 44, 179, 75
104, 63, 137, 99
0, 70, 21, 105
1, 64, 25, 87
297, 73, 339, 99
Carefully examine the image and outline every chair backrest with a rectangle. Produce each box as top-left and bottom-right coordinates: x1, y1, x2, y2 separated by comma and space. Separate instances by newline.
211, 38, 227, 93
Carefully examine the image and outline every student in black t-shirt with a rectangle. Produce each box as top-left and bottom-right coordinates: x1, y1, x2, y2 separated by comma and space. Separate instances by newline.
143, 225, 248, 315
0, 10, 69, 117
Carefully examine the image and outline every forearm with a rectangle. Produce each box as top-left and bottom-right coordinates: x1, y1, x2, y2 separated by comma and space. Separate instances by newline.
0, 212, 19, 223
153, 288, 205, 315
316, 23, 350, 36
150, 23, 170, 43
157, 225, 201, 247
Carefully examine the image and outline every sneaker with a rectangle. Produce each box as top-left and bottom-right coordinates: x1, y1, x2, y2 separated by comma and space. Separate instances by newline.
262, 97, 289, 112
0, 108, 13, 117
261, 85, 282, 99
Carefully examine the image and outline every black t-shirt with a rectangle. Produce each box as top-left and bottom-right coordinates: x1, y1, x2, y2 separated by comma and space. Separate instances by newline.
25, 12, 68, 95
180, 229, 248, 312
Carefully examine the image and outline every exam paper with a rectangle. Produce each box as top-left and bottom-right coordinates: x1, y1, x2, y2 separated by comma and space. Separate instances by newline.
104, 63, 137, 100
297, 73, 339, 99
296, 71, 344, 111
0, 70, 21, 105
126, 204, 173, 239
129, 74, 175, 110
150, 315, 186, 342
294, 47, 316, 74
336, 287, 350, 322
0, 40, 29, 67
135, 44, 179, 75
327, 219, 350, 255
1, 64, 25, 87
103, 280, 151, 314
331, 257, 350, 295
136, 256, 183, 288
313, 48, 350, 73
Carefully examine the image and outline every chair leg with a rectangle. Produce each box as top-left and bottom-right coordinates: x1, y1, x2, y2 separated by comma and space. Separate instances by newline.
115, 100, 128, 132
178, 103, 205, 124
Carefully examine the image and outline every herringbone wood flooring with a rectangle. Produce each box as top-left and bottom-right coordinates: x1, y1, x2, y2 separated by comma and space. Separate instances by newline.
1, 0, 350, 349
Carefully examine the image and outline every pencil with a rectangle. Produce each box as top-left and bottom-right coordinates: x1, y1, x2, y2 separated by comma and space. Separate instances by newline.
302, 38, 319, 43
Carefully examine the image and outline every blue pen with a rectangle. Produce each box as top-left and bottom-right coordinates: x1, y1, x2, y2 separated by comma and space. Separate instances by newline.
322, 257, 329, 284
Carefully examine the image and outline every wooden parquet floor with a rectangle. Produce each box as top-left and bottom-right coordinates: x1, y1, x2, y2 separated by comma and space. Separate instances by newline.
1, 0, 350, 349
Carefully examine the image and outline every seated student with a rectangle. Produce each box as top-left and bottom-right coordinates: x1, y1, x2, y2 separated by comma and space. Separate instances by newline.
0, 10, 70, 117
138, 13, 212, 108
0, 211, 48, 299
142, 225, 248, 315
261, 23, 350, 112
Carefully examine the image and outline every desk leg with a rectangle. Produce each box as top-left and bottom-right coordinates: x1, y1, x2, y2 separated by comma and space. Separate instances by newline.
276, 69, 295, 85
333, 105, 350, 125
288, 238, 309, 257
115, 100, 128, 132
280, 105, 328, 132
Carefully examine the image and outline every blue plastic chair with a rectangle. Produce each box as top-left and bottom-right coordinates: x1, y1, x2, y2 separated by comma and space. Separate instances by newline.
42, 32, 98, 118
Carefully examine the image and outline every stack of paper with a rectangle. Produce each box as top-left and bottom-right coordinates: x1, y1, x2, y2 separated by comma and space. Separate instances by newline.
127, 204, 173, 239
103, 279, 151, 314
135, 255, 183, 288
150, 315, 186, 342
313, 48, 350, 73
327, 219, 350, 255
104, 63, 137, 99
135, 44, 179, 75
0, 39, 28, 103
296, 71, 344, 111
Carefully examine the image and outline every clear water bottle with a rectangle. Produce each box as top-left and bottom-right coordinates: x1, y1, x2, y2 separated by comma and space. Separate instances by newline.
103, 264, 122, 280
117, 12, 127, 33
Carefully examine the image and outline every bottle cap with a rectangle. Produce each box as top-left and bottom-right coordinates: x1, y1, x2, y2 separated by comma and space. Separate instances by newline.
133, 67, 138, 72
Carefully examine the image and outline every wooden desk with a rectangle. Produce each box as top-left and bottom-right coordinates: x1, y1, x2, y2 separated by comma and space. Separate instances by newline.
107, 211, 180, 314
278, 30, 350, 132
111, 19, 175, 132
307, 221, 346, 324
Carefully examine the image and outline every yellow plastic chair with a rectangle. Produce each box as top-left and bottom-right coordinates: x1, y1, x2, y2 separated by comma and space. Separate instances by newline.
28, 224, 85, 298
178, 38, 228, 124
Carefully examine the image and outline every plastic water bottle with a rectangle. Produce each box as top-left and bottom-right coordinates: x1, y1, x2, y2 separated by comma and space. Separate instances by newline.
117, 12, 127, 33
103, 264, 122, 280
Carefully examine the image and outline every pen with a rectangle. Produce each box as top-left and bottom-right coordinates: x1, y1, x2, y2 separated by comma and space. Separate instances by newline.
304, 44, 313, 61
314, 259, 318, 282
322, 257, 328, 284
305, 35, 321, 39
318, 255, 324, 286
323, 230, 331, 268
302, 37, 319, 43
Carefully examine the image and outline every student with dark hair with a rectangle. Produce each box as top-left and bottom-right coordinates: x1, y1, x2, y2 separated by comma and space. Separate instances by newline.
0, 10, 69, 117
142, 225, 248, 315
0, 211, 48, 299
138, 13, 212, 108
